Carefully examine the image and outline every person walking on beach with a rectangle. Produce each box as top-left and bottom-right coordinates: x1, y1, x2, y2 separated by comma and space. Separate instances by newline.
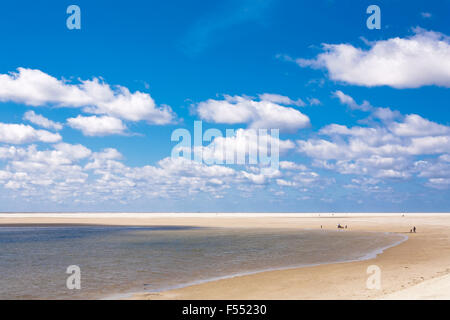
413, 226, 416, 233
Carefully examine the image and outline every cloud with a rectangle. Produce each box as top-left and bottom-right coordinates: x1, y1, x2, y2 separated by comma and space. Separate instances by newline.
302, 122, 450, 160
440, 154, 450, 162
196, 94, 310, 132
0, 123, 61, 144
426, 178, 450, 189
413, 157, 450, 189
54, 143, 92, 160
276, 161, 321, 187
307, 98, 321, 106
23, 111, 63, 131
421, 12, 432, 19
294, 28, 450, 88
0, 142, 91, 194
0, 143, 245, 202
0, 137, 321, 205
279, 161, 308, 171
0, 68, 176, 124
333, 90, 372, 111
0, 144, 90, 193
389, 114, 450, 136
197, 128, 295, 164
276, 179, 297, 187
67, 115, 127, 136
256, 93, 321, 107
372, 107, 402, 122
333, 90, 402, 122
240, 169, 280, 185
298, 93, 450, 187
258, 93, 306, 107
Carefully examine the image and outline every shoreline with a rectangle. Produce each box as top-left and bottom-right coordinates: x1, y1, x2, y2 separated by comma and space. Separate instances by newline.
1, 213, 449, 299
112, 231, 408, 300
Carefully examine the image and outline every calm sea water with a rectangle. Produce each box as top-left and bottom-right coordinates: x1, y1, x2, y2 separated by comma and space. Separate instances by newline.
0, 226, 404, 299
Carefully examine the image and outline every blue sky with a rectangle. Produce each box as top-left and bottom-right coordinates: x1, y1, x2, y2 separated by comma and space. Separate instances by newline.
0, 0, 449, 212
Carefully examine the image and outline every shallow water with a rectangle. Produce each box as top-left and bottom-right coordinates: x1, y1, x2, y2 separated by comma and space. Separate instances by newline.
0, 226, 404, 299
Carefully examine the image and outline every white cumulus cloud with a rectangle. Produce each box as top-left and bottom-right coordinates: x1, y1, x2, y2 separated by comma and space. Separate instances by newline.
257, 93, 306, 107
196, 94, 310, 132
0, 68, 176, 124
23, 111, 63, 131
297, 92, 450, 187
0, 123, 61, 144
295, 28, 450, 88
67, 115, 127, 136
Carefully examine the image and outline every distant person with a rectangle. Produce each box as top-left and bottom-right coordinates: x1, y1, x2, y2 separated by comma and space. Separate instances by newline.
410, 229, 412, 233
413, 226, 416, 233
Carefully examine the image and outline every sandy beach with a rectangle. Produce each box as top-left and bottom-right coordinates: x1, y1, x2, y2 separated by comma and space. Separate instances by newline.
1, 213, 449, 300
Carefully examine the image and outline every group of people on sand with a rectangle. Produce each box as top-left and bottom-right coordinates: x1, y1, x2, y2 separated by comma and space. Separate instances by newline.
410, 226, 417, 233
320, 224, 348, 229
320, 224, 348, 230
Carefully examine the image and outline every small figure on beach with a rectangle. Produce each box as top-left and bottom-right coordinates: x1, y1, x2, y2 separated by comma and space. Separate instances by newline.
321, 225, 323, 229
410, 229, 412, 233
337, 224, 344, 229
345, 225, 347, 229
413, 226, 416, 233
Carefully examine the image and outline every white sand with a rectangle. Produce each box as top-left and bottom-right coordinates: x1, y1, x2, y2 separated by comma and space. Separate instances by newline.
381, 274, 450, 299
